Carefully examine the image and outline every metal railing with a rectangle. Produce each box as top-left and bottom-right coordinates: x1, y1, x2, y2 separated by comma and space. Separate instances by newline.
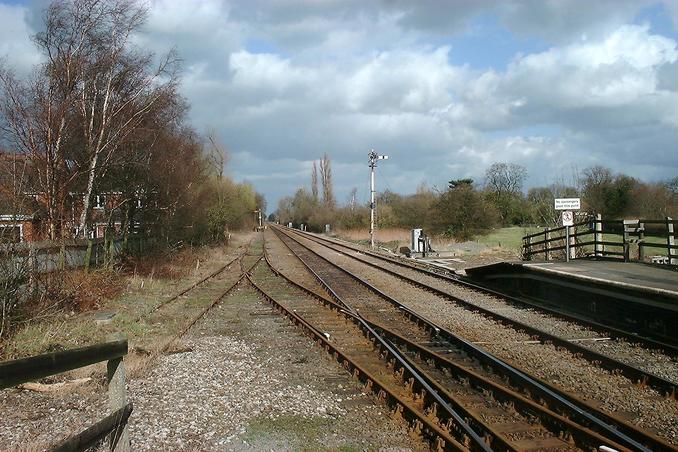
0, 339, 131, 451
523, 215, 677, 265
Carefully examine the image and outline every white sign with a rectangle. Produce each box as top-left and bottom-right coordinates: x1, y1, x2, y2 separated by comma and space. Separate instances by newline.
561, 210, 574, 226
554, 198, 581, 210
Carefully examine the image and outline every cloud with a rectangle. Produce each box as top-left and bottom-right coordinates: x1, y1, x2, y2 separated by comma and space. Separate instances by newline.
1, 0, 677, 209
163, 14, 678, 204
498, 0, 655, 43
0, 3, 42, 74
488, 24, 677, 124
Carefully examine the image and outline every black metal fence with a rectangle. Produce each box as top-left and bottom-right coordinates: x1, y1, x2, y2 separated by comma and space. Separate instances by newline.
522, 216, 677, 265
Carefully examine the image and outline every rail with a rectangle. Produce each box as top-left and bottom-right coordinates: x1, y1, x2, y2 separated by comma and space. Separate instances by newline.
522, 215, 677, 264
271, 225, 670, 451
287, 226, 678, 358
0, 339, 131, 451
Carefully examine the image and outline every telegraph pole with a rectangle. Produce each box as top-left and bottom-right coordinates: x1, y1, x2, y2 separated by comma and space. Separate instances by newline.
368, 150, 389, 249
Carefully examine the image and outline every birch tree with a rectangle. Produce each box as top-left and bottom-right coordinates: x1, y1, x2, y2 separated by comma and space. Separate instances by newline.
69, 0, 179, 236
1, 0, 180, 238
0, 0, 92, 239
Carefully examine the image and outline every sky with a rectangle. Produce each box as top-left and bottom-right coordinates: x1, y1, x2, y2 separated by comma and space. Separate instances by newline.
1, 0, 678, 209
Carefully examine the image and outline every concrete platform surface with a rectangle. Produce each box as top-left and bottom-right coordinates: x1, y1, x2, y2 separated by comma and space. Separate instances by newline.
522, 260, 678, 297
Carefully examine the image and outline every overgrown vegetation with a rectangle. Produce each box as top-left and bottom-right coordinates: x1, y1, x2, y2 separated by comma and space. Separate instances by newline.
0, 0, 264, 340
1, 239, 241, 359
274, 157, 678, 242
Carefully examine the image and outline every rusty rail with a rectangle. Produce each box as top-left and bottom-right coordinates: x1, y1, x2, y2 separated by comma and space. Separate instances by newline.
271, 225, 672, 452
287, 226, 678, 381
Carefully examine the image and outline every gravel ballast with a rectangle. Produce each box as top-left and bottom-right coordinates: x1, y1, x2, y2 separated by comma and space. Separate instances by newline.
0, 234, 425, 451
278, 230, 678, 445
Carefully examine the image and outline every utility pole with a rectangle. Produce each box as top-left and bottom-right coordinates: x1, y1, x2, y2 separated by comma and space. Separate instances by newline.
368, 149, 389, 249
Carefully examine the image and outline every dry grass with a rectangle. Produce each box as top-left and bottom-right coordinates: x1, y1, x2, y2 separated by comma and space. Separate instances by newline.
334, 228, 463, 253
0, 233, 254, 361
334, 227, 408, 243
121, 247, 193, 279
334, 227, 533, 254
66, 269, 127, 311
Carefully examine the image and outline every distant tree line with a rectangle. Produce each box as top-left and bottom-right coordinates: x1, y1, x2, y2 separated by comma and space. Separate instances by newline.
274, 158, 678, 242
0, 0, 263, 246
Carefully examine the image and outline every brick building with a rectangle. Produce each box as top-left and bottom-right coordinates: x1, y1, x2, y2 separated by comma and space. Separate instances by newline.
1, 151, 145, 243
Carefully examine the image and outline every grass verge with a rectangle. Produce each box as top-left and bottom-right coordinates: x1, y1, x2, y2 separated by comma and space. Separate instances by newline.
0, 232, 254, 363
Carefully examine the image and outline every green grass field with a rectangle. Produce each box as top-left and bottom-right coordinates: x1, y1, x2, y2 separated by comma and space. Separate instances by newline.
475, 227, 541, 250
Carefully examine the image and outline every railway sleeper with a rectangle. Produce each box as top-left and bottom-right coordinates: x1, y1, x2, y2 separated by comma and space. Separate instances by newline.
273, 228, 673, 451
248, 274, 469, 450
285, 227, 677, 399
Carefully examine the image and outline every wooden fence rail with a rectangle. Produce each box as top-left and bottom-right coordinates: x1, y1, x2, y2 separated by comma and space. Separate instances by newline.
523, 216, 678, 265
0, 339, 131, 451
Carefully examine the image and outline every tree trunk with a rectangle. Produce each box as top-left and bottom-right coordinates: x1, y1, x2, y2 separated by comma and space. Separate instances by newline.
78, 151, 100, 237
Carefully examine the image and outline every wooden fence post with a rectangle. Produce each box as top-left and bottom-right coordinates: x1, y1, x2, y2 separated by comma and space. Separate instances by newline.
622, 220, 630, 262
108, 239, 115, 268
524, 236, 532, 261
28, 243, 37, 295
84, 240, 93, 272
594, 214, 603, 257
59, 242, 66, 270
638, 222, 645, 262
668, 217, 676, 265
107, 342, 130, 452
544, 229, 550, 261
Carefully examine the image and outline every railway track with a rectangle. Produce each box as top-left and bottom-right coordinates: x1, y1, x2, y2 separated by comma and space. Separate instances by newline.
247, 258, 466, 450
146, 241, 251, 317
156, 242, 263, 355
267, 226, 674, 451
294, 228, 678, 355
280, 227, 678, 396
252, 239, 620, 451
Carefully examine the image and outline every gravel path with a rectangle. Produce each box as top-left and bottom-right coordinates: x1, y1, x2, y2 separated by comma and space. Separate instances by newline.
0, 377, 109, 449
283, 231, 678, 445
129, 283, 425, 450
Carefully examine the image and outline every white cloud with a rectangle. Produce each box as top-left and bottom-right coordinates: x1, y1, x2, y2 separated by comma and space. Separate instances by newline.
461, 24, 678, 131
230, 51, 317, 93
2, 0, 677, 208
200, 19, 678, 203
344, 47, 462, 113
0, 4, 41, 74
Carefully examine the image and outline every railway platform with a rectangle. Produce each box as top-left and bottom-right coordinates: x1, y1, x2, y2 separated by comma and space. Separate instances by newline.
463, 259, 678, 346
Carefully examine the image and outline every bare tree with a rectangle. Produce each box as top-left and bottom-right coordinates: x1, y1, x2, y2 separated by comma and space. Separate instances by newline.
1, 0, 180, 238
347, 187, 357, 212
0, 41, 82, 239
485, 162, 527, 197
319, 152, 335, 208
68, 0, 180, 236
483, 162, 528, 224
206, 128, 228, 179
311, 160, 319, 203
